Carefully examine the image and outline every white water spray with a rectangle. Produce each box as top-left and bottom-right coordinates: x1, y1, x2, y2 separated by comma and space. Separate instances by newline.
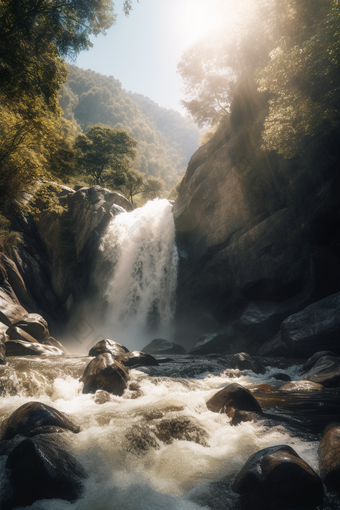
94, 199, 178, 347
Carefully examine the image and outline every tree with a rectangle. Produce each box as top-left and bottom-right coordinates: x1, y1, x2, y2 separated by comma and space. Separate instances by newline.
116, 169, 164, 205
74, 126, 137, 186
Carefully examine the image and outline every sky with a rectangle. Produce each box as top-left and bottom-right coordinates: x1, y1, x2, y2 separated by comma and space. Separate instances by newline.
75, 0, 227, 113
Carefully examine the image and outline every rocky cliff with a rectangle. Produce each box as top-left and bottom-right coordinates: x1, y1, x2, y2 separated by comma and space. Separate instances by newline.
173, 80, 340, 353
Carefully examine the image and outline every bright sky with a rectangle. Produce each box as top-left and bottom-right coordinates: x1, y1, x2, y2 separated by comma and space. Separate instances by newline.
76, 0, 228, 113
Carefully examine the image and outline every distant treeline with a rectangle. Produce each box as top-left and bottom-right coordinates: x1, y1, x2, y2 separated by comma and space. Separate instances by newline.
60, 65, 201, 190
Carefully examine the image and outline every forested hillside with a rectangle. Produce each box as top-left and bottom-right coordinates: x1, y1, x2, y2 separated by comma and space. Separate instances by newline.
60, 65, 200, 190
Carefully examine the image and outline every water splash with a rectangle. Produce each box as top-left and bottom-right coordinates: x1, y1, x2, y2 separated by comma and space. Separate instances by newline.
94, 199, 178, 348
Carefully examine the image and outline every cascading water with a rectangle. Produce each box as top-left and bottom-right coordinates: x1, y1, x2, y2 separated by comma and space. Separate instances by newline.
92, 198, 178, 348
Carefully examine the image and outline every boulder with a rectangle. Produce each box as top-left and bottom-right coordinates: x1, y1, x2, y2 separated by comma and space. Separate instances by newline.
5, 340, 64, 357
303, 355, 340, 388
318, 423, 340, 493
0, 288, 27, 327
232, 444, 324, 509
152, 417, 208, 446
8, 313, 49, 343
0, 401, 80, 440
271, 373, 291, 382
189, 325, 243, 355
94, 390, 111, 404
88, 338, 129, 357
206, 383, 262, 419
304, 351, 338, 372
142, 338, 186, 355
4, 435, 87, 508
281, 292, 340, 357
42, 336, 67, 353
6, 325, 39, 343
230, 352, 266, 374
81, 353, 129, 395
117, 350, 159, 368
256, 332, 289, 357
280, 380, 324, 392
124, 425, 159, 455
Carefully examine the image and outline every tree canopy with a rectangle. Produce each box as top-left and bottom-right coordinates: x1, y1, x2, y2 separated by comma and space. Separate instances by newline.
74, 126, 137, 186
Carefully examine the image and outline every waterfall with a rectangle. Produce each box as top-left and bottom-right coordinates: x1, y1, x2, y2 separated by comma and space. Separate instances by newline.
94, 199, 178, 348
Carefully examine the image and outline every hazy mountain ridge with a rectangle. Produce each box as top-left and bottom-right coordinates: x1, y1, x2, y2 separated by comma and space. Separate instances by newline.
60, 65, 201, 189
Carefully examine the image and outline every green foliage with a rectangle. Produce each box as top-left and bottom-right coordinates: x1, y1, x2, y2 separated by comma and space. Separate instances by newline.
60, 65, 200, 190
115, 169, 165, 205
74, 125, 137, 186
0, 213, 22, 258
26, 183, 66, 221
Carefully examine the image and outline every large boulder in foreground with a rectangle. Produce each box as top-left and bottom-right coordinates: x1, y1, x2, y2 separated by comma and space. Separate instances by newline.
0, 402, 80, 440
232, 445, 324, 509
7, 313, 49, 343
142, 338, 186, 355
117, 351, 159, 368
206, 383, 262, 419
81, 353, 129, 395
318, 423, 340, 493
3, 435, 87, 509
88, 338, 129, 357
281, 292, 340, 357
5, 340, 64, 357
303, 355, 340, 388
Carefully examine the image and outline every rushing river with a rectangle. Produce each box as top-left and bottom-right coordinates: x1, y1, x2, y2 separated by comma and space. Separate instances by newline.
1, 354, 336, 510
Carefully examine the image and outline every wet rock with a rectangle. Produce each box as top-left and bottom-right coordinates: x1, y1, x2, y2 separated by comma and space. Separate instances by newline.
42, 336, 67, 353
88, 338, 129, 357
152, 417, 208, 446
0, 332, 6, 364
189, 325, 242, 355
81, 353, 129, 395
303, 355, 340, 388
117, 350, 159, 367
142, 338, 186, 355
6, 325, 39, 343
232, 444, 324, 509
3, 434, 87, 508
0, 401, 80, 440
5, 340, 64, 356
256, 332, 289, 357
271, 373, 291, 381
246, 383, 275, 393
8, 313, 49, 343
0, 288, 27, 327
230, 352, 266, 374
206, 383, 262, 418
124, 424, 159, 454
231, 410, 264, 426
281, 292, 340, 357
304, 351, 338, 372
94, 390, 111, 404
280, 380, 324, 392
318, 423, 340, 493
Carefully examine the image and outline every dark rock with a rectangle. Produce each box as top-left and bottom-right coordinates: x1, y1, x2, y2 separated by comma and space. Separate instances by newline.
8, 313, 49, 342
81, 353, 129, 395
94, 390, 111, 404
152, 417, 208, 446
206, 383, 262, 418
232, 444, 324, 509
272, 373, 291, 382
231, 410, 264, 426
4, 434, 87, 508
88, 338, 129, 357
6, 325, 39, 343
318, 423, 340, 493
256, 332, 289, 357
280, 380, 324, 392
124, 425, 159, 454
304, 351, 338, 372
281, 292, 340, 357
0, 402, 80, 440
246, 383, 275, 393
189, 325, 243, 355
142, 338, 186, 355
5, 340, 64, 356
303, 355, 340, 388
117, 350, 159, 367
230, 352, 266, 374
42, 336, 67, 353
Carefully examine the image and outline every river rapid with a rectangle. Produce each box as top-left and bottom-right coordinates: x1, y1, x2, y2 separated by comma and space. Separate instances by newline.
1, 354, 338, 510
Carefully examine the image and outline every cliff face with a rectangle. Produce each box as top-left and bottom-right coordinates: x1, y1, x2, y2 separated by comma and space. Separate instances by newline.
173, 80, 340, 352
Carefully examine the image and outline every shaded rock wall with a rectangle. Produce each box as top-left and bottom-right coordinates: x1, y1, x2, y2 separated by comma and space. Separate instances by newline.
173, 80, 340, 352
